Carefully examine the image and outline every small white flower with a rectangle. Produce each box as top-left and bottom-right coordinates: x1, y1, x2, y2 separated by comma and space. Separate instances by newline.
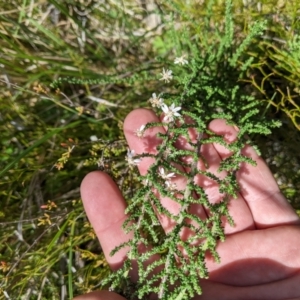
159, 68, 173, 83
149, 93, 164, 108
174, 55, 188, 65
161, 103, 181, 122
126, 148, 141, 166
159, 167, 175, 180
165, 180, 177, 194
134, 124, 146, 138
142, 178, 149, 186
90, 135, 98, 141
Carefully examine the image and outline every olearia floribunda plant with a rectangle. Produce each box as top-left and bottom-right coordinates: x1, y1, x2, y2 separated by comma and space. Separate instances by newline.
51, 1, 282, 299
91, 2, 281, 299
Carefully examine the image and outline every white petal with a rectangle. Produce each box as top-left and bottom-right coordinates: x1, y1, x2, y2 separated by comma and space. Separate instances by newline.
166, 172, 175, 178
90, 135, 98, 141
161, 104, 169, 113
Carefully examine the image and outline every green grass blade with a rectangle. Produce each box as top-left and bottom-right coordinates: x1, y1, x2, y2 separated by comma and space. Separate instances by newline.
0, 120, 82, 177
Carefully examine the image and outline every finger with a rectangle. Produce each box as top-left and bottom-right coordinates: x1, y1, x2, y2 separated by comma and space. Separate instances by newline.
205, 225, 300, 286
194, 142, 255, 234
209, 119, 300, 228
197, 272, 300, 300
80, 171, 132, 269
168, 116, 254, 234
123, 108, 207, 234
73, 290, 126, 300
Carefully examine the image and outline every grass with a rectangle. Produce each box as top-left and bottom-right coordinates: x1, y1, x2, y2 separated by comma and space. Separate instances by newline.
0, 0, 299, 299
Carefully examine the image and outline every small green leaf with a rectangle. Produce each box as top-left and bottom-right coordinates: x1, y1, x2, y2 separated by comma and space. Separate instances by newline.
174, 288, 187, 300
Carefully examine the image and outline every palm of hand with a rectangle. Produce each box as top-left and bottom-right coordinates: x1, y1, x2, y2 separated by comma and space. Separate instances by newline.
77, 109, 300, 300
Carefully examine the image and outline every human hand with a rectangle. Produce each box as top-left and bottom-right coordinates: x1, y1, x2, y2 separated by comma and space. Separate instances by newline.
74, 109, 300, 300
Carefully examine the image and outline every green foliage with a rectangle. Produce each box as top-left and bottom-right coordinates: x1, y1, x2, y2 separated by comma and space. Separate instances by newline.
96, 2, 282, 298
0, 0, 300, 299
